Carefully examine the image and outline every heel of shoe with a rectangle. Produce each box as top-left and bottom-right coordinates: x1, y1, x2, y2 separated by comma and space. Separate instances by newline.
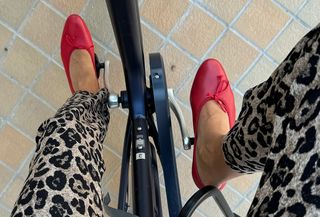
192, 155, 226, 190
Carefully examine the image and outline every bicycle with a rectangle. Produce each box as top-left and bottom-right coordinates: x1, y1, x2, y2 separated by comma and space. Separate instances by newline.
95, 1, 240, 216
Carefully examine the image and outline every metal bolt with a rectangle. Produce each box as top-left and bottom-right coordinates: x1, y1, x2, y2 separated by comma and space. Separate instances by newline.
137, 127, 142, 131
108, 93, 119, 109
154, 74, 160, 79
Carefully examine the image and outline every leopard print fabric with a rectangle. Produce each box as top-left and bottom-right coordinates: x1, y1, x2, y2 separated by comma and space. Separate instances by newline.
11, 89, 109, 217
223, 24, 320, 216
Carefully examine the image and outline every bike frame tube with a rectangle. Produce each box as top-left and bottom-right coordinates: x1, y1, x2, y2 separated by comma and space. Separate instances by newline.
105, 0, 146, 117
105, 0, 156, 216
118, 115, 132, 211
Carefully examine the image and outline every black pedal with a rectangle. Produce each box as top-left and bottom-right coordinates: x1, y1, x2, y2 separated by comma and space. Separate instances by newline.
95, 53, 105, 78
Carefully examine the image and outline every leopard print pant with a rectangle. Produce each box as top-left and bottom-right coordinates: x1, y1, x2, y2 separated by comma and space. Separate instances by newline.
11, 26, 319, 216
11, 90, 109, 217
223, 24, 320, 216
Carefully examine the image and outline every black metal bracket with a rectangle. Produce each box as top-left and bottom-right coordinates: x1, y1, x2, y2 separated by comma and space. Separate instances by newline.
150, 53, 182, 217
104, 193, 138, 217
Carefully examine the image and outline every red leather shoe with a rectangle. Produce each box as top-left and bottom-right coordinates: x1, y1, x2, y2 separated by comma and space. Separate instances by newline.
190, 59, 236, 189
61, 14, 96, 94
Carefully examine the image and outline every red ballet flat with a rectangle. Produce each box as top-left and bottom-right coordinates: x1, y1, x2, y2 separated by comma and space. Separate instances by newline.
190, 59, 236, 189
61, 14, 96, 94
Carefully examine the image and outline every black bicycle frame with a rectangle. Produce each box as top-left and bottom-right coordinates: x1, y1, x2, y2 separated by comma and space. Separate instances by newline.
105, 0, 181, 216
106, 0, 153, 216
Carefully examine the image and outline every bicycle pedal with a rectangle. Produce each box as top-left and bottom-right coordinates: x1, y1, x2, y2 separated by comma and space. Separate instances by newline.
95, 53, 105, 77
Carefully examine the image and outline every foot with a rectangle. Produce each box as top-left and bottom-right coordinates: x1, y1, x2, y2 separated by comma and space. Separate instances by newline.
61, 14, 97, 94
190, 59, 236, 189
196, 100, 230, 186
69, 49, 99, 93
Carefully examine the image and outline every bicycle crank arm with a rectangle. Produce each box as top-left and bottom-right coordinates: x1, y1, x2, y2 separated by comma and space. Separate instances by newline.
168, 89, 194, 150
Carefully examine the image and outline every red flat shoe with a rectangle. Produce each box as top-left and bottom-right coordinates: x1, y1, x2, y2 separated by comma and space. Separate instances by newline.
61, 14, 96, 94
190, 59, 236, 189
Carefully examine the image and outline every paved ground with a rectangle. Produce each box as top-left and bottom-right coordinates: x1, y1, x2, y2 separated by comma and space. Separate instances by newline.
0, 0, 317, 216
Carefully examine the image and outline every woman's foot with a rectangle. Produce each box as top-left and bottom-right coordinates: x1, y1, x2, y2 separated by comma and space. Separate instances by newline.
61, 14, 98, 94
196, 100, 230, 186
69, 49, 99, 93
190, 59, 237, 189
